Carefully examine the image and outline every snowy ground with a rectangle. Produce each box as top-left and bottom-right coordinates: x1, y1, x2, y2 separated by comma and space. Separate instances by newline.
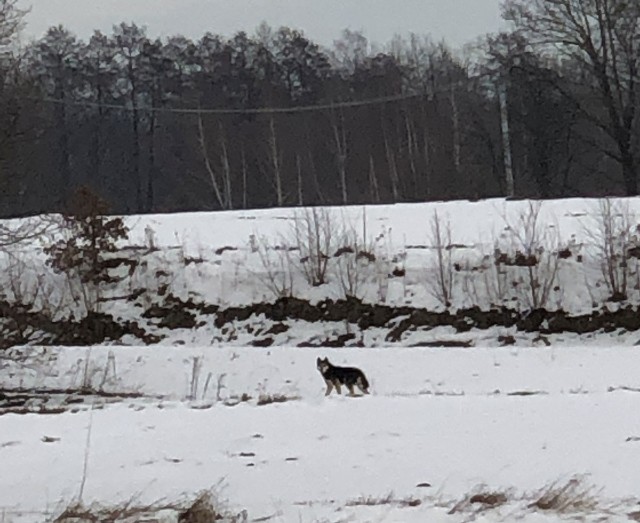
4, 198, 640, 521
6, 196, 640, 323
2, 345, 640, 522
119, 197, 640, 312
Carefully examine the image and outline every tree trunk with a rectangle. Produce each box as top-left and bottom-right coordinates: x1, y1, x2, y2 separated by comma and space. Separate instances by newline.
621, 149, 637, 196
499, 81, 515, 198
218, 121, 233, 210
268, 115, 284, 207
146, 109, 156, 212
331, 110, 348, 205
91, 81, 104, 194
296, 154, 304, 206
421, 98, 432, 199
241, 144, 248, 209
381, 116, 400, 202
54, 72, 71, 205
368, 154, 380, 204
450, 84, 461, 181
197, 112, 226, 209
129, 65, 142, 212
405, 112, 418, 194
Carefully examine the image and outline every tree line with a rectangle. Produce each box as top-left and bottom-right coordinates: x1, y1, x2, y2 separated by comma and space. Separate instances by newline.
0, 0, 638, 217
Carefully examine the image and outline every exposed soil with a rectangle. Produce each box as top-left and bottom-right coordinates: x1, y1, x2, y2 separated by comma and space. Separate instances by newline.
3, 292, 640, 350
0, 387, 146, 416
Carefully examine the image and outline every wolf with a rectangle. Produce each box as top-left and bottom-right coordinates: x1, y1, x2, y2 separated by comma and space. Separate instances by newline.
316, 357, 370, 396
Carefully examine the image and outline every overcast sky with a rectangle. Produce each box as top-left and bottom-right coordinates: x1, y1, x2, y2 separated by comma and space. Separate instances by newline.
18, 0, 506, 48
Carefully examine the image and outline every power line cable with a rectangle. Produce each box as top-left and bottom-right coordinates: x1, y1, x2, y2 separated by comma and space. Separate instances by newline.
34, 91, 425, 115
28, 73, 495, 115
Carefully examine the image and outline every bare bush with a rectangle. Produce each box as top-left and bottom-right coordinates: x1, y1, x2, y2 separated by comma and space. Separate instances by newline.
255, 208, 379, 299
0, 214, 57, 251
5, 254, 67, 317
253, 235, 295, 299
495, 201, 561, 310
479, 246, 509, 308
426, 210, 454, 307
335, 210, 380, 300
292, 207, 338, 287
0, 255, 68, 348
583, 198, 637, 302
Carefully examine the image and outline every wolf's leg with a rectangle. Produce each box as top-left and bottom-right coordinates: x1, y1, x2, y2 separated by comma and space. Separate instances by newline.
357, 377, 370, 394
334, 382, 342, 395
347, 384, 355, 396
325, 381, 333, 396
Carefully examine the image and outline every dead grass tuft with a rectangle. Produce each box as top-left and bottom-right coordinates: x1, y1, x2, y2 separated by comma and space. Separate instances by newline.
256, 393, 300, 406
52, 489, 247, 523
178, 491, 221, 523
448, 486, 511, 514
469, 492, 508, 506
53, 500, 172, 522
346, 492, 421, 508
528, 477, 600, 513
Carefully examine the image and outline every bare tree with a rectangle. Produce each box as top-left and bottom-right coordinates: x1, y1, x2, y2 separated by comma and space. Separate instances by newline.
503, 0, 640, 195
583, 198, 636, 301
113, 23, 148, 211
0, 0, 26, 202
0, 0, 26, 47
292, 207, 338, 286
197, 112, 230, 210
449, 83, 461, 180
268, 115, 285, 207
296, 153, 303, 206
498, 80, 515, 197
0, 215, 57, 251
368, 154, 381, 203
218, 121, 233, 210
240, 143, 248, 209
331, 108, 349, 205
381, 112, 400, 202
427, 210, 455, 307
497, 201, 562, 309
254, 235, 296, 299
403, 109, 419, 192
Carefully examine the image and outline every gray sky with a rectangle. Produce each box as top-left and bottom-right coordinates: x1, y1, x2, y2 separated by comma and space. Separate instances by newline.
18, 0, 506, 49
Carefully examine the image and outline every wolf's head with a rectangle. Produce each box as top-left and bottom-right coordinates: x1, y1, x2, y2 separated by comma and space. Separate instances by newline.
316, 356, 330, 373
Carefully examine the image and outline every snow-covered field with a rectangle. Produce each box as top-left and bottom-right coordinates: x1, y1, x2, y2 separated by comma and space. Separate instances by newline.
122, 197, 609, 312
7, 196, 640, 319
3, 345, 640, 522
3, 198, 640, 521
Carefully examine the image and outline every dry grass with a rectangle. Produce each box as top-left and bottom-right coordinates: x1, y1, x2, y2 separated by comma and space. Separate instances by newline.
346, 492, 421, 508
256, 393, 300, 406
51, 489, 247, 523
447, 478, 604, 517
177, 491, 222, 523
447, 486, 511, 515
53, 500, 173, 522
527, 477, 600, 513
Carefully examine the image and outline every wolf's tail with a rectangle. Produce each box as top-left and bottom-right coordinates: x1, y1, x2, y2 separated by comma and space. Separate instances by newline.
359, 373, 370, 391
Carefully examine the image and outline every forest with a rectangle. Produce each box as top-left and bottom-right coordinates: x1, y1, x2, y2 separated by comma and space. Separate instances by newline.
0, 0, 638, 217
